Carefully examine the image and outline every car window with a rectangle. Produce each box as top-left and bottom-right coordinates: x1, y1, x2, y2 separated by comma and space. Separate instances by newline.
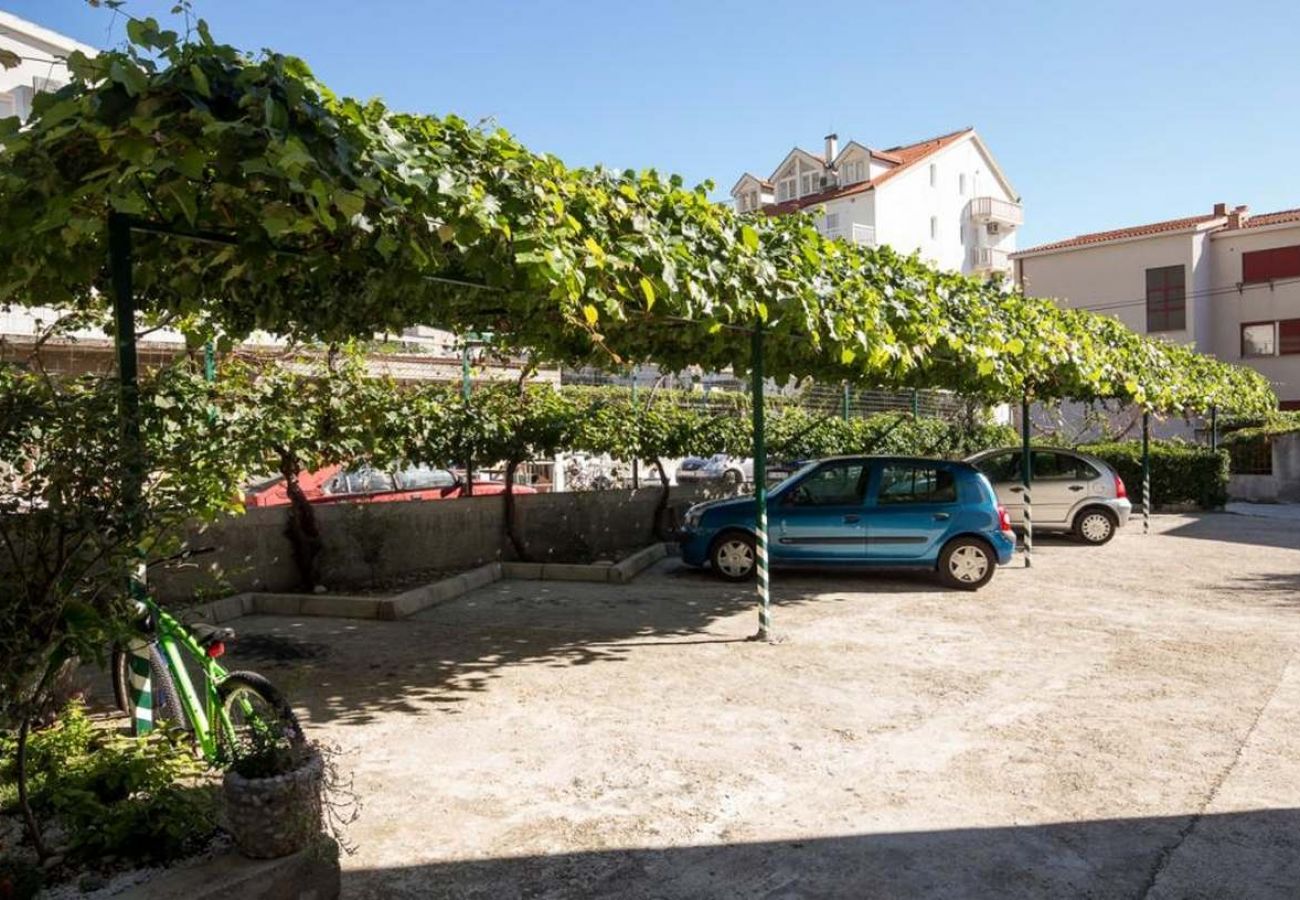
784, 461, 867, 506
973, 451, 1019, 483
877, 465, 957, 505
1031, 451, 1098, 481
399, 465, 456, 490
345, 468, 395, 494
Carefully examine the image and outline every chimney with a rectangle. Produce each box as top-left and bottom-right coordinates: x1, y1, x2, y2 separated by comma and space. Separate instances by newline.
824, 133, 838, 165
1226, 205, 1249, 229
1213, 202, 1227, 217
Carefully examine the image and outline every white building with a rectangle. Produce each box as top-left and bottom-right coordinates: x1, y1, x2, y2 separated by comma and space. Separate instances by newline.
731, 128, 1022, 276
1012, 203, 1300, 411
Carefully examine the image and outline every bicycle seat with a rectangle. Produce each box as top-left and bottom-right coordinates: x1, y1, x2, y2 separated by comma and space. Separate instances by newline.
192, 623, 236, 648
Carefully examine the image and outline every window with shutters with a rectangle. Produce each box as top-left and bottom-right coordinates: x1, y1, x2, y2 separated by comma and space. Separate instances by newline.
1242, 245, 1300, 283
1145, 265, 1185, 332
1280, 318, 1300, 355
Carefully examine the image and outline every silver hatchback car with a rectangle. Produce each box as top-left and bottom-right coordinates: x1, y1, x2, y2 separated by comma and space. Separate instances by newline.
965, 447, 1132, 544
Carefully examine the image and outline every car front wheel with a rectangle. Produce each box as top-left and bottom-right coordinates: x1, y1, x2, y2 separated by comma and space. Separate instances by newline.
710, 532, 756, 581
938, 537, 995, 591
1074, 508, 1117, 545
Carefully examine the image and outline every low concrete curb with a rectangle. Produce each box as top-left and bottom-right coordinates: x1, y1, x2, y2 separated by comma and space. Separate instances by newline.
184, 547, 668, 625
131, 836, 339, 899
502, 543, 669, 585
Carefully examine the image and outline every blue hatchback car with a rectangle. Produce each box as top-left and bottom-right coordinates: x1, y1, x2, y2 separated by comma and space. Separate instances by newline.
679, 456, 1016, 590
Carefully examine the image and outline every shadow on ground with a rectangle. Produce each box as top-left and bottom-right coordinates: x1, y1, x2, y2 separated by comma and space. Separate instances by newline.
224, 560, 943, 728
341, 808, 1300, 899
1164, 511, 1300, 551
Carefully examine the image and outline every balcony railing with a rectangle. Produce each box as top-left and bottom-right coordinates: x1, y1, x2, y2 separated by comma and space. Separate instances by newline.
971, 246, 1011, 272
824, 223, 877, 247
968, 196, 1023, 227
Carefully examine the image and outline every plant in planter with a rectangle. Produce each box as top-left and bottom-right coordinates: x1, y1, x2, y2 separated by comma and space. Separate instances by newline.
222, 721, 323, 860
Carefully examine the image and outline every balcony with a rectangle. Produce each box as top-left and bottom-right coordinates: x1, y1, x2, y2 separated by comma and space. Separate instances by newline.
824, 223, 877, 247
968, 196, 1023, 228
971, 246, 1010, 273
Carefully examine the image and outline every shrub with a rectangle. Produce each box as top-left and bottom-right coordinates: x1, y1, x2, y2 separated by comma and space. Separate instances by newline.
0, 702, 218, 866
1080, 440, 1229, 509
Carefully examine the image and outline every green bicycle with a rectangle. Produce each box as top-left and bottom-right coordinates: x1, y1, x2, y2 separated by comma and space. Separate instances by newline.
111, 595, 303, 762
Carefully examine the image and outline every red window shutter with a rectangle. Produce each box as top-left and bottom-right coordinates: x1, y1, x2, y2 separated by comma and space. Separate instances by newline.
1242, 245, 1300, 283
1279, 319, 1300, 355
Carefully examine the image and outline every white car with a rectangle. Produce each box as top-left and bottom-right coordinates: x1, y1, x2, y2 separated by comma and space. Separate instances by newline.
675, 454, 752, 486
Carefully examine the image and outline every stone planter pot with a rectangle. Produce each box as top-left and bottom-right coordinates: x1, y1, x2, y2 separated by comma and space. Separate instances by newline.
222, 748, 323, 859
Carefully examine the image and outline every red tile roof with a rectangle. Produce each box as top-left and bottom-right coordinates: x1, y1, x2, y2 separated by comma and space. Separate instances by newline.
1240, 207, 1300, 229
1016, 205, 1300, 257
761, 128, 974, 216
1013, 213, 1221, 256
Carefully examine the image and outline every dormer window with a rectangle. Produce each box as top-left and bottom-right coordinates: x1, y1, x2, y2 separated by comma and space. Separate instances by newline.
777, 176, 796, 202
800, 172, 822, 196
840, 160, 866, 186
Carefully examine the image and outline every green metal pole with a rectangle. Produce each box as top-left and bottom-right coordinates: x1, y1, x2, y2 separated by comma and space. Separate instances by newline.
110, 213, 152, 736
1142, 411, 1151, 535
911, 388, 920, 419
1210, 405, 1219, 452
631, 379, 640, 489
1021, 395, 1033, 568
752, 324, 771, 641
842, 382, 851, 420
203, 341, 216, 382
461, 341, 473, 495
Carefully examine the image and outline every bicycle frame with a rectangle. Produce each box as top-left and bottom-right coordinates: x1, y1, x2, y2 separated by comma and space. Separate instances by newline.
135, 597, 237, 761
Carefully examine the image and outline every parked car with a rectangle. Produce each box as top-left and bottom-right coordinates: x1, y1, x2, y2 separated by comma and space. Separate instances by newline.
678, 456, 1015, 590
244, 463, 535, 508
964, 447, 1130, 545
676, 454, 753, 485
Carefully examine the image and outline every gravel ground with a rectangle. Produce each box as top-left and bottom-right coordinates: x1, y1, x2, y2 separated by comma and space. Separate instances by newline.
220, 512, 1300, 899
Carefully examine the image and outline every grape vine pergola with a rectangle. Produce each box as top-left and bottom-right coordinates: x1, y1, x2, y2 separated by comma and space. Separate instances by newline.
0, 26, 1276, 645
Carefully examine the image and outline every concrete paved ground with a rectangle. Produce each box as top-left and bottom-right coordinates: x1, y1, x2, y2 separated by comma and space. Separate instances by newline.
222, 513, 1300, 899
1226, 500, 1300, 521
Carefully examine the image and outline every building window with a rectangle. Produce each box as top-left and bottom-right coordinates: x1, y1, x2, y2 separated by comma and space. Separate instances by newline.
1242, 245, 1300, 283
841, 160, 865, 185
824, 213, 840, 233
800, 171, 824, 196
1281, 318, 1300, 355
1145, 265, 1185, 332
777, 177, 795, 202
1241, 322, 1276, 357
929, 164, 936, 187
929, 216, 937, 240
958, 173, 967, 195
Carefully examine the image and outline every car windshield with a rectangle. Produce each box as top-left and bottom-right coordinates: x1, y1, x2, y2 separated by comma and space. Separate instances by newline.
770, 459, 825, 496
399, 465, 456, 490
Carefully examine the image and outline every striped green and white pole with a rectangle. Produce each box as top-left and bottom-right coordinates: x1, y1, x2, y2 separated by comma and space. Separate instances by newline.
111, 214, 152, 735
751, 324, 772, 640
1021, 396, 1033, 568
1142, 410, 1151, 535
127, 634, 154, 736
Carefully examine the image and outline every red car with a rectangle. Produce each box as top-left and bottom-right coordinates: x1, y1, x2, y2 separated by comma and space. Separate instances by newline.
244, 463, 535, 508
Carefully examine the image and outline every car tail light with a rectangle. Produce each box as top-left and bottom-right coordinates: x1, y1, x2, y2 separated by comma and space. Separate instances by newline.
997, 504, 1013, 533
1114, 474, 1127, 499
206, 642, 225, 659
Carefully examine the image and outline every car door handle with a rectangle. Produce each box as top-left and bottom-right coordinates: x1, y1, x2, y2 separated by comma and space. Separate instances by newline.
1009, 486, 1024, 493
933, 512, 951, 521
843, 514, 861, 524
1068, 485, 1085, 492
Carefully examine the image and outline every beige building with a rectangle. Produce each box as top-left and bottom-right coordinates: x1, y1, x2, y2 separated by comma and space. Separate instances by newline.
1012, 203, 1300, 411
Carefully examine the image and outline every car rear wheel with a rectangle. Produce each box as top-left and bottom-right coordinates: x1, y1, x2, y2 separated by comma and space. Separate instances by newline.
710, 532, 756, 581
1074, 507, 1117, 545
938, 537, 995, 591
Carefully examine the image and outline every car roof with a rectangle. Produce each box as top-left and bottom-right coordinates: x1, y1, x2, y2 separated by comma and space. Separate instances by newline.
807, 454, 979, 471
966, 446, 1110, 466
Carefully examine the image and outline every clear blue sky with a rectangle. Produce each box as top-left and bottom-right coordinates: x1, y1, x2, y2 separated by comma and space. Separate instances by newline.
13, 0, 1300, 247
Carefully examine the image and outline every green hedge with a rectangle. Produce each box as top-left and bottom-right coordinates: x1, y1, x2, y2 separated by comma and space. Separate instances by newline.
1079, 440, 1230, 509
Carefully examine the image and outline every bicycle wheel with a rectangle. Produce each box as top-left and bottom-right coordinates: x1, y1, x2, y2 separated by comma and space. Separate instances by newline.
120, 643, 188, 736
216, 671, 304, 755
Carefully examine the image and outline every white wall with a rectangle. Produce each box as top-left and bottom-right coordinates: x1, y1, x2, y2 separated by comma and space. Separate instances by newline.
873, 136, 1018, 275
0, 11, 93, 117
1208, 223, 1300, 404
1016, 231, 1199, 342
